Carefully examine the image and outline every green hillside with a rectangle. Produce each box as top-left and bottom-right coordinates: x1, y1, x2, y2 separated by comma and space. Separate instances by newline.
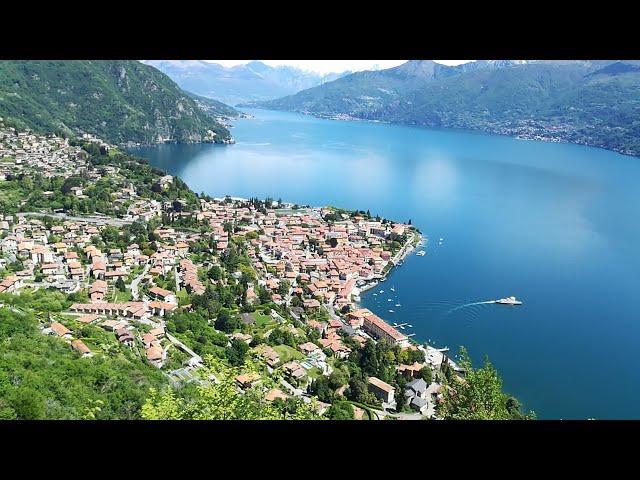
255, 61, 640, 156
184, 91, 247, 119
0, 60, 232, 145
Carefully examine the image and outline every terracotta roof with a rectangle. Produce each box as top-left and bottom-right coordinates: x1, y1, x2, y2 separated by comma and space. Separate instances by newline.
149, 286, 173, 298
77, 314, 99, 324
71, 339, 91, 354
51, 322, 71, 337
368, 376, 395, 394
146, 346, 163, 361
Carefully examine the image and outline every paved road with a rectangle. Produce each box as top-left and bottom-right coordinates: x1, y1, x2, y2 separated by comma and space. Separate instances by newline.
131, 262, 150, 300
18, 212, 133, 227
280, 378, 304, 397
174, 266, 180, 293
391, 232, 416, 265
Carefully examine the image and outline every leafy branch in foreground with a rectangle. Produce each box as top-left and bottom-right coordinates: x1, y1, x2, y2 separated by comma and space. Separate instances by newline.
440, 348, 535, 420
141, 357, 322, 420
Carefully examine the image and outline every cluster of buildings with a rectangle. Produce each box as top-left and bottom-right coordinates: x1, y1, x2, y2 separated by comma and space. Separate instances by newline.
0, 124, 454, 418
195, 198, 411, 312
0, 124, 89, 180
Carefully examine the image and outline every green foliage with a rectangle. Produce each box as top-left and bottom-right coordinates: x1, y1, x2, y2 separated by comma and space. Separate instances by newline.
419, 365, 433, 384
346, 377, 377, 405
0, 60, 231, 144
226, 338, 249, 366
141, 358, 322, 420
308, 376, 335, 403
257, 60, 640, 157
267, 327, 296, 348
215, 308, 240, 333
440, 348, 534, 420
0, 288, 71, 312
166, 310, 228, 358
184, 91, 243, 119
326, 401, 355, 420
0, 308, 167, 419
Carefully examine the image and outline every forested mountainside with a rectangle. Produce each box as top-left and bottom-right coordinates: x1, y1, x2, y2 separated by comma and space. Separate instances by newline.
254, 60, 640, 156
0, 60, 233, 145
145, 60, 349, 106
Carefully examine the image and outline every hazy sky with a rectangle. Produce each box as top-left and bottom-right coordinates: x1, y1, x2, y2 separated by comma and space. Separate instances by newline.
206, 60, 473, 74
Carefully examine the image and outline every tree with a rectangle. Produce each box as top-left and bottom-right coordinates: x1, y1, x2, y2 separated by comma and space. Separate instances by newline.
419, 365, 433, 384
346, 378, 373, 404
326, 401, 355, 420
214, 309, 239, 333
226, 339, 249, 366
9, 387, 45, 419
360, 340, 379, 377
278, 280, 291, 297
309, 376, 334, 403
101, 226, 120, 244
116, 276, 126, 292
207, 265, 222, 281
61, 176, 83, 194
439, 348, 534, 420
328, 370, 347, 390
141, 358, 322, 420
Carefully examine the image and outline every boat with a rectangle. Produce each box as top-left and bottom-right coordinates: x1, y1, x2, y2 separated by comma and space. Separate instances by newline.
379, 290, 384, 293
390, 287, 395, 292
387, 299, 392, 302
416, 251, 426, 256
407, 324, 413, 328
388, 309, 394, 313
494, 296, 523, 306
395, 303, 401, 307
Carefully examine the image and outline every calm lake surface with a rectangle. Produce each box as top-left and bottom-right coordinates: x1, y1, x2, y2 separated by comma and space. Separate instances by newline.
131, 108, 640, 419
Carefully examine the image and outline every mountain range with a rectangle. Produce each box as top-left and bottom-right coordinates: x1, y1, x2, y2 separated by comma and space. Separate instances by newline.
0, 60, 234, 145
251, 60, 640, 157
143, 60, 349, 106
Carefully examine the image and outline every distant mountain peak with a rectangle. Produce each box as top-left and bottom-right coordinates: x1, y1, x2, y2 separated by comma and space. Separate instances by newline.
146, 60, 351, 105
392, 60, 440, 78
245, 60, 270, 73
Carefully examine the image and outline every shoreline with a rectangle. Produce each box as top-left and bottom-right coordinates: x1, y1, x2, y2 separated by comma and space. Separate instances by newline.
350, 232, 463, 372
353, 231, 422, 299
241, 107, 640, 160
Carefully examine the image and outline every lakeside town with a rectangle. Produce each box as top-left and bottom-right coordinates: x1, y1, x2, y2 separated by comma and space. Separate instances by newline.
0, 121, 515, 421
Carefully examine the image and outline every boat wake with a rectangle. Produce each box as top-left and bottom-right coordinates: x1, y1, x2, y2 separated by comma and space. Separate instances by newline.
443, 300, 496, 320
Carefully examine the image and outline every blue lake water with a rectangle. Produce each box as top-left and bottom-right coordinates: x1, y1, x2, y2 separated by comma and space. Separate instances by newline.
131, 108, 640, 419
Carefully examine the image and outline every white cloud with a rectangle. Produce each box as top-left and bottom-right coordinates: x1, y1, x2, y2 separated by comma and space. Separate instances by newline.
205, 60, 473, 74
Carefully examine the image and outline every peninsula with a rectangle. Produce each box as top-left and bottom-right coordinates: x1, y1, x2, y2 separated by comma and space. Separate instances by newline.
0, 120, 531, 420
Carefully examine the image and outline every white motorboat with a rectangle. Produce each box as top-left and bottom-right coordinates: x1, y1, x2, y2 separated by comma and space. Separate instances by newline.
495, 296, 523, 306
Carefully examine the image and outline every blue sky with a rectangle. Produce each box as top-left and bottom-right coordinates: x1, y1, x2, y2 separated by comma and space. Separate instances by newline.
206, 60, 472, 74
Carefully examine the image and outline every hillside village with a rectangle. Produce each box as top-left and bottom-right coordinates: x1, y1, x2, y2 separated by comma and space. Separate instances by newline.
0, 123, 465, 420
